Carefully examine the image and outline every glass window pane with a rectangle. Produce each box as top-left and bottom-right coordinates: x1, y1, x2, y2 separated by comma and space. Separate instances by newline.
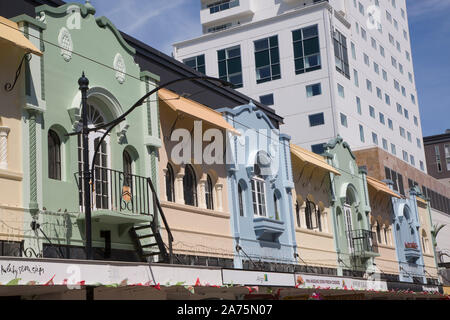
255, 51, 270, 68
304, 38, 320, 56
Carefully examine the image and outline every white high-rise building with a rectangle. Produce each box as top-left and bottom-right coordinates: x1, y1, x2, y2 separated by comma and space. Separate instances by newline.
173, 0, 426, 172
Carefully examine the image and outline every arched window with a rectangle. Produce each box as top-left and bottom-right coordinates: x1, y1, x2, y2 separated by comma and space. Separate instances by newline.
165, 163, 175, 202
205, 175, 214, 210
183, 165, 197, 206
251, 163, 267, 217
48, 130, 61, 181
296, 201, 301, 227
123, 150, 133, 187
305, 200, 319, 230
273, 193, 280, 221
384, 228, 389, 245
238, 183, 245, 217
376, 222, 382, 244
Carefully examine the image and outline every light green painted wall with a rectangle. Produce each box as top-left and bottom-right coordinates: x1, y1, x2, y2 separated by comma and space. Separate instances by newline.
16, 3, 161, 256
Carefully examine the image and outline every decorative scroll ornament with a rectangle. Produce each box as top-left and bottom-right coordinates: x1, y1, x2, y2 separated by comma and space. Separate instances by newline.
4, 53, 32, 92
58, 27, 73, 62
113, 53, 126, 84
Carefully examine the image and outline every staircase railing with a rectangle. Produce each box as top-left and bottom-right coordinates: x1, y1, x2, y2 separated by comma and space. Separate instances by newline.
147, 177, 173, 264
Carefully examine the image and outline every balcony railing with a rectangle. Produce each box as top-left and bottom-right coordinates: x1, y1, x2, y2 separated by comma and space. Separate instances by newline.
77, 167, 151, 215
76, 166, 174, 261
347, 229, 379, 256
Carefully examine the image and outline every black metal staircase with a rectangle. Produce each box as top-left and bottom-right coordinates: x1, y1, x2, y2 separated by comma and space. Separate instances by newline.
129, 178, 173, 263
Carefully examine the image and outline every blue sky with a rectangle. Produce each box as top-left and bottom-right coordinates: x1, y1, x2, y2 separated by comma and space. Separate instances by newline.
75, 0, 449, 137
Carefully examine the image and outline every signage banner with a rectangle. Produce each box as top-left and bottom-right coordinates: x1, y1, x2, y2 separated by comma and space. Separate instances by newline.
295, 274, 388, 292
0, 259, 222, 287
295, 274, 344, 289
222, 269, 295, 287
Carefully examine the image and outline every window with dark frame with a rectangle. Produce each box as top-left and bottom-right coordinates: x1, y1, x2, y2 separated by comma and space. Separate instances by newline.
48, 129, 62, 181
218, 46, 243, 88
123, 150, 133, 187
205, 175, 214, 210
254, 35, 281, 84
166, 163, 175, 202
259, 93, 274, 106
183, 54, 206, 74
333, 29, 350, 78
183, 165, 198, 207
238, 183, 244, 217
292, 25, 321, 75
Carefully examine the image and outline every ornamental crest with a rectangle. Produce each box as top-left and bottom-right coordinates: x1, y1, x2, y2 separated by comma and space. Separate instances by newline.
113, 53, 126, 84
58, 27, 73, 62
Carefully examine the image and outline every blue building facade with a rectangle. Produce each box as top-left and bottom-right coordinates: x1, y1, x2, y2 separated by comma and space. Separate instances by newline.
220, 103, 297, 270
391, 186, 427, 284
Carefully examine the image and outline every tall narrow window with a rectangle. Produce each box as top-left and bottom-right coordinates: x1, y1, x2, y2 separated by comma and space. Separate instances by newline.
334, 29, 350, 78
205, 175, 214, 210
48, 130, 61, 181
183, 165, 198, 206
218, 46, 243, 88
273, 193, 280, 221
292, 25, 321, 75
296, 201, 301, 227
254, 35, 281, 84
123, 150, 133, 187
305, 200, 320, 230
238, 183, 244, 217
166, 163, 175, 202
251, 163, 267, 217
376, 222, 382, 244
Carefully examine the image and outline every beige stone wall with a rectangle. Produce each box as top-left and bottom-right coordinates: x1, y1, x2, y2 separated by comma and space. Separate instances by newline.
157, 100, 233, 259
0, 42, 26, 241
291, 155, 337, 269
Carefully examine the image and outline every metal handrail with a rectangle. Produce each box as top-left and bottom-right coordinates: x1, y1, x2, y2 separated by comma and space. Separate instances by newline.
147, 177, 173, 263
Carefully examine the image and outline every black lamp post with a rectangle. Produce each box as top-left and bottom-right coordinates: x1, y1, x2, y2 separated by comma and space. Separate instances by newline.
78, 72, 93, 260
74, 73, 232, 262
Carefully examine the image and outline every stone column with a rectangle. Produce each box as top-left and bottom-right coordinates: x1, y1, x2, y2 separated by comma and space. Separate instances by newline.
175, 167, 185, 205
161, 168, 168, 201
198, 175, 207, 209
215, 183, 224, 212
0, 127, 10, 170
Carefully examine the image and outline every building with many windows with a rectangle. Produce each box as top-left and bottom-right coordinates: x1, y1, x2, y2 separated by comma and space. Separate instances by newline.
173, 0, 426, 174
424, 130, 450, 187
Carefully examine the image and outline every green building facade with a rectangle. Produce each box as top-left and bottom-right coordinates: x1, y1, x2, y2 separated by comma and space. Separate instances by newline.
14, 2, 162, 261
325, 136, 379, 276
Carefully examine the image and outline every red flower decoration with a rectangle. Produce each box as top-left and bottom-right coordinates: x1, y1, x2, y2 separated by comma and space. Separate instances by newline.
44, 275, 55, 286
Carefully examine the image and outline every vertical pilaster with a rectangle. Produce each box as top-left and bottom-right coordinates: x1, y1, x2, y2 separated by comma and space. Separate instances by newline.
0, 127, 10, 170
215, 183, 224, 212
27, 110, 39, 214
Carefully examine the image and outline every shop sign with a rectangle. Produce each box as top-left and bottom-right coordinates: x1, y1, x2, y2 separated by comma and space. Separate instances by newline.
295, 274, 344, 289
222, 269, 295, 287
